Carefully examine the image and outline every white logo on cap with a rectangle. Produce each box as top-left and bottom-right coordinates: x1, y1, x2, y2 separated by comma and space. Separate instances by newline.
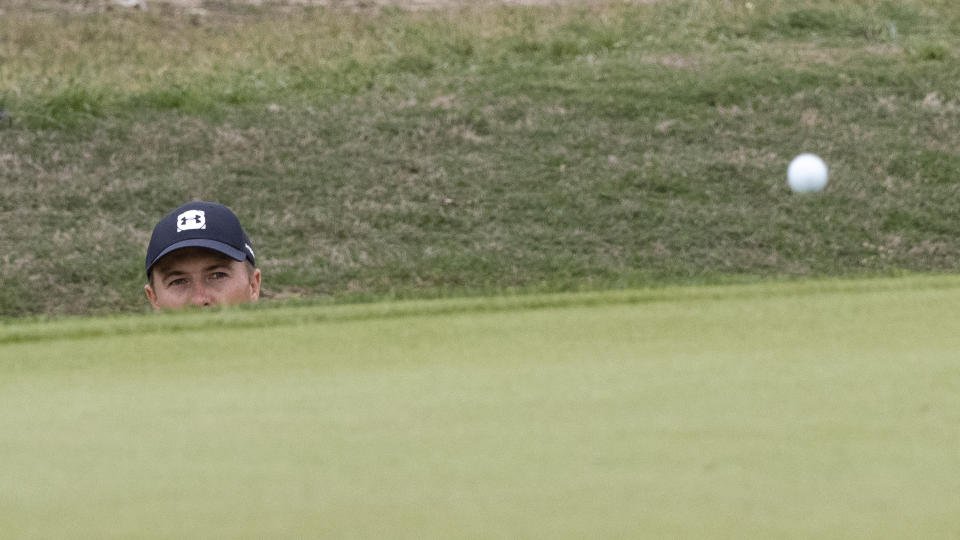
176, 210, 206, 232
245, 243, 255, 258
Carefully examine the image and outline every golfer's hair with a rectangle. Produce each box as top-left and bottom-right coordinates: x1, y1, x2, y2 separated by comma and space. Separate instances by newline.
148, 259, 256, 287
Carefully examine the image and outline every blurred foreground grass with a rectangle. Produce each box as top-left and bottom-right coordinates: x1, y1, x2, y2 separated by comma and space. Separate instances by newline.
2, 277, 959, 537
1, 0, 959, 316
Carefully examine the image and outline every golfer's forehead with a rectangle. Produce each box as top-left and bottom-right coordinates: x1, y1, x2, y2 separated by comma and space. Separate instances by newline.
154, 248, 236, 274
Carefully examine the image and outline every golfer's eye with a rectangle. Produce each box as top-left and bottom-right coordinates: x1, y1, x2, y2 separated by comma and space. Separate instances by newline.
168, 278, 188, 287
210, 272, 229, 280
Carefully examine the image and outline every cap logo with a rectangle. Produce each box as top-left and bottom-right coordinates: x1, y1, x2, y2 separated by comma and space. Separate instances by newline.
245, 243, 255, 259
176, 210, 206, 232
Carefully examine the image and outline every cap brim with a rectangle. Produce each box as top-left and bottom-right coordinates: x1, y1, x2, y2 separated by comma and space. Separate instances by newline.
146, 239, 249, 276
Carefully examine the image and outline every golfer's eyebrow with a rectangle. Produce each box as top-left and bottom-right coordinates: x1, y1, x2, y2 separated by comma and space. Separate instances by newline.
158, 269, 187, 280
158, 264, 226, 278
203, 263, 232, 273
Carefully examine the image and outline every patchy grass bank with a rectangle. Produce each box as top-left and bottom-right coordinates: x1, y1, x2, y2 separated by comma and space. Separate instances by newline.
1, 0, 959, 316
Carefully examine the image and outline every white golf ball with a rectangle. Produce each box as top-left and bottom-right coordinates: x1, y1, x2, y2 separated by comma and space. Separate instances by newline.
787, 153, 828, 193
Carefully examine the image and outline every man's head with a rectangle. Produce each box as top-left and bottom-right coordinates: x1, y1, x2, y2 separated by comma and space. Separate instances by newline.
144, 202, 261, 310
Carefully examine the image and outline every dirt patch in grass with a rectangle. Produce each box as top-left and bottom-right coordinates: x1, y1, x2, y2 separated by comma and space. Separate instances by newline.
155, 0, 664, 6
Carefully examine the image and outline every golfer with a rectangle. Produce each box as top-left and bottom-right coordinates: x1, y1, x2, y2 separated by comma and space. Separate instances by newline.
144, 201, 261, 310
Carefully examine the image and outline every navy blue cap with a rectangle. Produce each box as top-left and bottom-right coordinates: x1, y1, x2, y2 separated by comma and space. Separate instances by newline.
146, 201, 256, 278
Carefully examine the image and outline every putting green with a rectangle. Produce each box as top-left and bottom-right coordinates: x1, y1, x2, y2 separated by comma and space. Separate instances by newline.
2, 277, 959, 538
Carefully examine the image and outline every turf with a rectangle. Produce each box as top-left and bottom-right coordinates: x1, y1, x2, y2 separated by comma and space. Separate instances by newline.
2, 0, 960, 317
2, 276, 959, 538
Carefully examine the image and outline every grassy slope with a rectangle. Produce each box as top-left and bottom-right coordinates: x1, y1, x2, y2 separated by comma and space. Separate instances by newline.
1, 0, 960, 317
1, 277, 959, 538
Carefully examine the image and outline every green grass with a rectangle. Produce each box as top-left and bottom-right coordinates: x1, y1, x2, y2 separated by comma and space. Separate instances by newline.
2, 0, 960, 317
2, 276, 959, 538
